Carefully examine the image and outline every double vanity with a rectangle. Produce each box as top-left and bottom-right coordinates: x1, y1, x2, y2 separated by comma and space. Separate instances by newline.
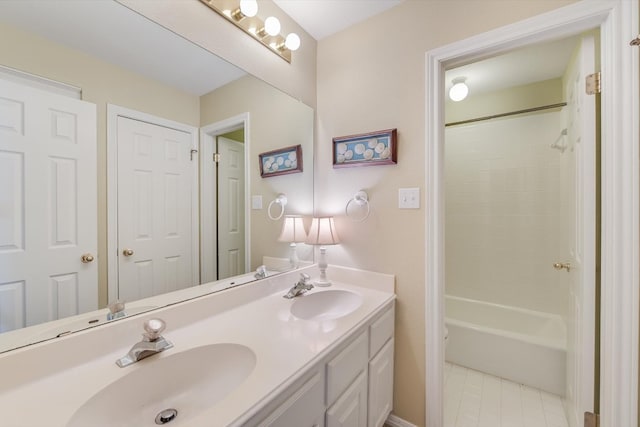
0, 265, 395, 427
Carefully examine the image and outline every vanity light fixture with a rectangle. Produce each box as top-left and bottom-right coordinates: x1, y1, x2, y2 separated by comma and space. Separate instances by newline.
305, 217, 340, 287
199, 0, 300, 63
278, 215, 308, 269
239, 0, 258, 17
264, 16, 281, 36
449, 77, 469, 102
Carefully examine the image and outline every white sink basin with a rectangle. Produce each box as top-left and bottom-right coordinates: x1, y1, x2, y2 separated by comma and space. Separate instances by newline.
291, 289, 363, 321
67, 343, 256, 427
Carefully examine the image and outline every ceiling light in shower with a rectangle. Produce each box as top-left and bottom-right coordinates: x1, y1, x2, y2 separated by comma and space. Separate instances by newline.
449, 77, 469, 102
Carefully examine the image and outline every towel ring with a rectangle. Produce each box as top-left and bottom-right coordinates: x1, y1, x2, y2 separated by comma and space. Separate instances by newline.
268, 194, 288, 220
346, 190, 370, 222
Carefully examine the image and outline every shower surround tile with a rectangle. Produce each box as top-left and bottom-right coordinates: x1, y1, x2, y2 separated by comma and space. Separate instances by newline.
444, 363, 569, 427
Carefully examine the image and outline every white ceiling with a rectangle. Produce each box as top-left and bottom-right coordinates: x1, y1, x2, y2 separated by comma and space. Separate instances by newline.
273, 0, 404, 40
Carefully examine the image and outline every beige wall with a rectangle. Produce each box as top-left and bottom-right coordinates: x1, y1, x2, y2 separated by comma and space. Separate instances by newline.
200, 75, 315, 269
0, 23, 200, 308
315, 1, 576, 425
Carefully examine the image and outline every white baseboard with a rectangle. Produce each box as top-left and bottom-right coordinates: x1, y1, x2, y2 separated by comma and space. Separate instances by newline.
386, 413, 418, 427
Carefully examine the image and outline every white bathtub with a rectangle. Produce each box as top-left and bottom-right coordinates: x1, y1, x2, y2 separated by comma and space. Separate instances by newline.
445, 295, 566, 395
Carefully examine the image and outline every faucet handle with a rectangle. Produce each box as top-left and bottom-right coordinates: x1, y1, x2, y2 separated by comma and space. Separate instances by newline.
255, 265, 267, 279
300, 273, 311, 283
143, 318, 166, 341
107, 300, 126, 320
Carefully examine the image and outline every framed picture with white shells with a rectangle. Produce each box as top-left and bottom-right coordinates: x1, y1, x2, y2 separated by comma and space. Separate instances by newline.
332, 128, 397, 168
259, 144, 303, 178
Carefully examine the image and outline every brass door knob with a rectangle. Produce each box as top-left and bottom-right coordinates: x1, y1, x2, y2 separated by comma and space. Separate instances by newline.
81, 253, 95, 263
553, 262, 571, 272
122, 248, 134, 257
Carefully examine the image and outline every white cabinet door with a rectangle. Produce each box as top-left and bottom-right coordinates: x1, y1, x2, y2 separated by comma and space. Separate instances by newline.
368, 338, 394, 427
255, 370, 325, 427
326, 371, 368, 427
0, 79, 97, 331
116, 116, 195, 301
217, 136, 245, 279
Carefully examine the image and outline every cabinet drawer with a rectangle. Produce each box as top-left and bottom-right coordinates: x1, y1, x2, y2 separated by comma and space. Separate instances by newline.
369, 305, 394, 358
326, 330, 368, 404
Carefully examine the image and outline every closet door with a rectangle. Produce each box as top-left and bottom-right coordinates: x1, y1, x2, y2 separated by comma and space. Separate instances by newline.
0, 79, 97, 331
116, 116, 194, 301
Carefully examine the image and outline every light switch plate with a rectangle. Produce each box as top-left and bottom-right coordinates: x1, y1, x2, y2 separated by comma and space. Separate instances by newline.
252, 195, 263, 210
399, 187, 420, 209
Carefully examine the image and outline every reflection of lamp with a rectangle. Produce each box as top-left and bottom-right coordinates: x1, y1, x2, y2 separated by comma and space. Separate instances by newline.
305, 217, 340, 287
278, 215, 307, 269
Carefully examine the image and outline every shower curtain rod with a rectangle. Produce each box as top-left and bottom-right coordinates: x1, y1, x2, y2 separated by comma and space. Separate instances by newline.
445, 102, 567, 127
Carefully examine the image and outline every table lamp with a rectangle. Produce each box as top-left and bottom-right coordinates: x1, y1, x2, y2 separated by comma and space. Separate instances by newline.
278, 215, 307, 268
305, 216, 340, 286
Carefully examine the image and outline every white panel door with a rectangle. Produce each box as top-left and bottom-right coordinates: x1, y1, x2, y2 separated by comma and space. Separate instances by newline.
564, 35, 596, 427
0, 79, 97, 332
116, 116, 194, 301
217, 136, 245, 280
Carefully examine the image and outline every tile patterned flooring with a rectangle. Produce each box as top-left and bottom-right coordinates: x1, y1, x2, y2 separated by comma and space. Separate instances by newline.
444, 363, 569, 427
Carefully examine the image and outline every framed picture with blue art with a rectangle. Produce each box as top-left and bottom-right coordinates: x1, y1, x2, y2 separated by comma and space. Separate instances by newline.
332, 128, 397, 168
259, 144, 303, 178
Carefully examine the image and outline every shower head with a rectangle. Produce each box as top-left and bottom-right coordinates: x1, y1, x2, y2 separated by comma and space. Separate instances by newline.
550, 128, 568, 153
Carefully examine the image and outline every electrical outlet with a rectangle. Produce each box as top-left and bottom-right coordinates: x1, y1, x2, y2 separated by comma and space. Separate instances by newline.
399, 187, 420, 209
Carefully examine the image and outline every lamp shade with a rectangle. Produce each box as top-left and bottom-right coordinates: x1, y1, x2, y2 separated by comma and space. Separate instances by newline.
305, 217, 340, 246
278, 215, 307, 243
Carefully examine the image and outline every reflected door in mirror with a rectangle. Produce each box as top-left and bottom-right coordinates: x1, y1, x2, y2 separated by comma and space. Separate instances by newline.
217, 136, 245, 279
0, 79, 98, 332
116, 116, 196, 301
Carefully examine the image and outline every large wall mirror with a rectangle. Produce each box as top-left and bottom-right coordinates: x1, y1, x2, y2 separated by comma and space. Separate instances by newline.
0, 0, 314, 353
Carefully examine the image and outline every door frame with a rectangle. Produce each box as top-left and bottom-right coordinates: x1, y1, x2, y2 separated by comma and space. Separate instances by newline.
425, 1, 638, 426
106, 104, 200, 303
200, 113, 251, 283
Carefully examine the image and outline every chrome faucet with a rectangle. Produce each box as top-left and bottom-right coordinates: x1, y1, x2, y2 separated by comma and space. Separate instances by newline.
254, 265, 268, 279
283, 273, 314, 299
116, 318, 173, 368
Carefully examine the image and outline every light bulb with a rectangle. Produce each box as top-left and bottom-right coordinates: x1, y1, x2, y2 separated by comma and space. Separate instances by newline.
239, 0, 258, 17
449, 78, 468, 102
264, 17, 281, 36
285, 33, 301, 51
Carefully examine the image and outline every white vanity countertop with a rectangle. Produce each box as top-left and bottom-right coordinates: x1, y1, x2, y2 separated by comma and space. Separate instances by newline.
0, 265, 395, 427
